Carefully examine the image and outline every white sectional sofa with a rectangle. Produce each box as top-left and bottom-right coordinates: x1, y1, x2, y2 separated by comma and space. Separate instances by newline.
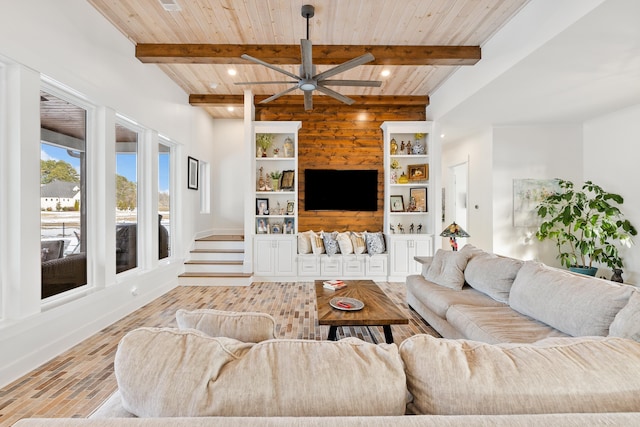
406, 244, 640, 343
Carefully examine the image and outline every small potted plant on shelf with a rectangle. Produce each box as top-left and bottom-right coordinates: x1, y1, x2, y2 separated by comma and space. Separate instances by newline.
535, 179, 637, 279
269, 170, 282, 191
256, 133, 274, 157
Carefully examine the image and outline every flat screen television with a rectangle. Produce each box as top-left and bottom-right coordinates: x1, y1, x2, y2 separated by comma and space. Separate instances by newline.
305, 169, 378, 211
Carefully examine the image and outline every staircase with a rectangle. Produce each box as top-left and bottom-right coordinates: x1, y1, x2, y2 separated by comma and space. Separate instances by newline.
178, 235, 253, 286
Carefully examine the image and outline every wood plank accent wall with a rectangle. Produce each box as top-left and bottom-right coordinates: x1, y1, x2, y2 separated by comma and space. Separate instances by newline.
256, 104, 425, 232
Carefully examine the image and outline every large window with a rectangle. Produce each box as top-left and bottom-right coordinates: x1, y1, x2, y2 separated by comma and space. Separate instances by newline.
115, 121, 139, 273
40, 89, 88, 299
158, 138, 172, 259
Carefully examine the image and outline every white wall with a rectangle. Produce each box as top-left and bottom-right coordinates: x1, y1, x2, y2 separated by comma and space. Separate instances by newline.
441, 128, 494, 251
492, 125, 583, 263
0, 0, 218, 387
584, 104, 640, 284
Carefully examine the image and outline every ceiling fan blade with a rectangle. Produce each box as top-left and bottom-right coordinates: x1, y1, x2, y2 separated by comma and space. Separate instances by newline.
301, 39, 313, 79
314, 52, 375, 81
304, 91, 313, 111
240, 54, 301, 80
258, 85, 299, 104
320, 79, 382, 87
315, 85, 355, 105
235, 81, 298, 85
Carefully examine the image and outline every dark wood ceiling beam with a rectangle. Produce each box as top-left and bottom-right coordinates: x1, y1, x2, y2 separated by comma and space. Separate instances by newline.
138, 44, 480, 66
189, 94, 429, 107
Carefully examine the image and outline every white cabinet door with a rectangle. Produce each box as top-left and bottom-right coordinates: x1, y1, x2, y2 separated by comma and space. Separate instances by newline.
254, 236, 296, 277
390, 238, 412, 276
254, 238, 277, 275
274, 238, 296, 276
412, 238, 432, 274
389, 235, 432, 278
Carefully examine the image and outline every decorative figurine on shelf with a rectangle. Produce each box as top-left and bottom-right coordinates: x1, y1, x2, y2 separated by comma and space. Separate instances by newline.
611, 268, 624, 283
406, 141, 412, 155
258, 167, 267, 191
400, 141, 405, 152
409, 223, 415, 234
397, 223, 405, 234
283, 137, 294, 157
390, 138, 398, 155
273, 147, 280, 157
390, 224, 395, 234
417, 224, 422, 233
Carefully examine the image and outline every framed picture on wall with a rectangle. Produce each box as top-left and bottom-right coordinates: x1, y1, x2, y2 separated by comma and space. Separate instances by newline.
408, 164, 429, 182
256, 198, 269, 215
390, 195, 405, 212
187, 156, 199, 190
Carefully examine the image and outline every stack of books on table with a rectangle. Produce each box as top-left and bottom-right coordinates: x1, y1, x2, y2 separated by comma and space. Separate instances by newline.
323, 280, 347, 291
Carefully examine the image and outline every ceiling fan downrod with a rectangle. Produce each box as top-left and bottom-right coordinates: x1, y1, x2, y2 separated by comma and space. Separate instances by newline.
301, 4, 314, 40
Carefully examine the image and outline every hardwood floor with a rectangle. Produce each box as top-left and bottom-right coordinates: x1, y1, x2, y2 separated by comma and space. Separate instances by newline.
0, 281, 437, 426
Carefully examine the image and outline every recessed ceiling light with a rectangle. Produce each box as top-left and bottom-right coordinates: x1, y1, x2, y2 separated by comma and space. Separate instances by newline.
227, 106, 235, 112
440, 134, 445, 139
158, 0, 181, 12
380, 69, 391, 77
209, 82, 218, 89
228, 69, 237, 76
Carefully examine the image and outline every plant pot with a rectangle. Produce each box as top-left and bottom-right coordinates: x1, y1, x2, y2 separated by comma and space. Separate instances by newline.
569, 266, 598, 276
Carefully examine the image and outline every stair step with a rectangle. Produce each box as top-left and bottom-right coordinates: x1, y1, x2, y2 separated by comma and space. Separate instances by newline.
184, 260, 243, 265
178, 272, 253, 286
179, 272, 252, 278
196, 234, 244, 242
191, 249, 244, 254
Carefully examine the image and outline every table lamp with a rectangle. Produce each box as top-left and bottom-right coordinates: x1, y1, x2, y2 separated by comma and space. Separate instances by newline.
440, 222, 470, 251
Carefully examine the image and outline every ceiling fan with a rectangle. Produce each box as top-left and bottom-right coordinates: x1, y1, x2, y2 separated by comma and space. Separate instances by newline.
235, 4, 382, 111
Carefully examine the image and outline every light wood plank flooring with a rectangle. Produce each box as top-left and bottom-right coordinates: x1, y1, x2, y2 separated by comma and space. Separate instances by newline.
0, 281, 437, 426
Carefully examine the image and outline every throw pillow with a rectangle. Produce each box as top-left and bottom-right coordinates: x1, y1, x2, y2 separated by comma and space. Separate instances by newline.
336, 232, 354, 254
176, 309, 276, 342
310, 231, 325, 255
464, 252, 523, 303
423, 249, 471, 290
297, 230, 314, 254
364, 231, 386, 255
350, 231, 367, 254
321, 231, 341, 256
609, 290, 640, 342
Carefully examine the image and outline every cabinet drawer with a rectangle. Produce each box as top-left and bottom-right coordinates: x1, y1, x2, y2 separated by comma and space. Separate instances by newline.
366, 255, 388, 275
342, 257, 365, 276
298, 257, 320, 276
321, 257, 342, 275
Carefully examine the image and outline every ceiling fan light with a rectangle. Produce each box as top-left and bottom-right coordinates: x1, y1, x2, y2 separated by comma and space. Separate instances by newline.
299, 81, 316, 91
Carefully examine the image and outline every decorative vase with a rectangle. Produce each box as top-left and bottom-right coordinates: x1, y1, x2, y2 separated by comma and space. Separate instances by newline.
271, 178, 279, 191
257, 146, 264, 158
283, 137, 294, 157
569, 266, 598, 276
398, 172, 409, 184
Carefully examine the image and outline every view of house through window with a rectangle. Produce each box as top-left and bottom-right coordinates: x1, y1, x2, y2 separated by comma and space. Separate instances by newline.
40, 90, 88, 299
115, 122, 139, 273
158, 139, 171, 259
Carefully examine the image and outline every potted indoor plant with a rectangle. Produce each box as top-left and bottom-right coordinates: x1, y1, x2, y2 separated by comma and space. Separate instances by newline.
269, 170, 282, 191
256, 133, 274, 157
535, 179, 637, 277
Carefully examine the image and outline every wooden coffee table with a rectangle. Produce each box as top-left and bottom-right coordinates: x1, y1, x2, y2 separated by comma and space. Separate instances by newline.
315, 279, 409, 344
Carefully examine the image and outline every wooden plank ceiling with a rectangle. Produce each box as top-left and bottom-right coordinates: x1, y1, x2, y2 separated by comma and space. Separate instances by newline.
87, 0, 531, 119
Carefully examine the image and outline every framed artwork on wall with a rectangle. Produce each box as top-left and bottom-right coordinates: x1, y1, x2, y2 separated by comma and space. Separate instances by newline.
256, 198, 269, 215
408, 164, 429, 182
410, 187, 427, 212
390, 195, 405, 212
187, 156, 199, 190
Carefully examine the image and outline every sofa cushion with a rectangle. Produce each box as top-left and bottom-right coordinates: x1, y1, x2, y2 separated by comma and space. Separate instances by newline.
115, 328, 254, 417
609, 290, 640, 341
406, 275, 505, 318
509, 261, 634, 337
115, 328, 407, 418
350, 232, 367, 254
310, 231, 325, 254
364, 231, 386, 255
297, 231, 314, 254
400, 334, 640, 415
175, 309, 276, 342
423, 249, 472, 290
321, 231, 340, 256
336, 232, 354, 254
446, 304, 568, 344
464, 253, 522, 303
